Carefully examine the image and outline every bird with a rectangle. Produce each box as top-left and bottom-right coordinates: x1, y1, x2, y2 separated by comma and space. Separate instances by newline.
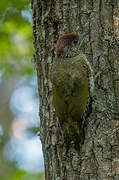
50, 32, 89, 144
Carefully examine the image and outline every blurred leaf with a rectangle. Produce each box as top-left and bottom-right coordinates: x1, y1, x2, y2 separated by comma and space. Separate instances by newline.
26, 126, 40, 138
21, 172, 45, 180
0, 0, 34, 77
12, 170, 45, 180
0, 169, 45, 180
12, 170, 26, 180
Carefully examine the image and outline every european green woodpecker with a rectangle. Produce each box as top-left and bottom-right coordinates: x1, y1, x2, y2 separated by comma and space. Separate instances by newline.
50, 32, 89, 142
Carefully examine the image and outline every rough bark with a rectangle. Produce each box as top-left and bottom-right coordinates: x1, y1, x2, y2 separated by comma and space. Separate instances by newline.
31, 0, 119, 179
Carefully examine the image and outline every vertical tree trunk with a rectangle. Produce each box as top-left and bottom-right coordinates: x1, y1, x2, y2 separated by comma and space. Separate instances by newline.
31, 0, 119, 179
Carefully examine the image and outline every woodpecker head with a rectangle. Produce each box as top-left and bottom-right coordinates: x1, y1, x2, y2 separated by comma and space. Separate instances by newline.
56, 32, 88, 58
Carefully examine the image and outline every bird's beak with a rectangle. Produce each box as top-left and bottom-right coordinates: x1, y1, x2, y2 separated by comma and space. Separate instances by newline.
78, 31, 89, 47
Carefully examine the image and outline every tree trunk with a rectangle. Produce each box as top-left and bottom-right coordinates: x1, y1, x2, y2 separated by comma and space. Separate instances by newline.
31, 0, 119, 179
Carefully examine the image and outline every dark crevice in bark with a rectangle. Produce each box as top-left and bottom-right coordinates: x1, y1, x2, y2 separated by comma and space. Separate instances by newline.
92, 140, 100, 180
99, 0, 102, 28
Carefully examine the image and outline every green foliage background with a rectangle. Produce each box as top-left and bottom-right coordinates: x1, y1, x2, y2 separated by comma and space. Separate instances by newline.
0, 0, 34, 76
0, 0, 44, 179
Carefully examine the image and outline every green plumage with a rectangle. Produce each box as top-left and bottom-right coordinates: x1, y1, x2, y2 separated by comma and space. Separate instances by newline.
50, 55, 88, 140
